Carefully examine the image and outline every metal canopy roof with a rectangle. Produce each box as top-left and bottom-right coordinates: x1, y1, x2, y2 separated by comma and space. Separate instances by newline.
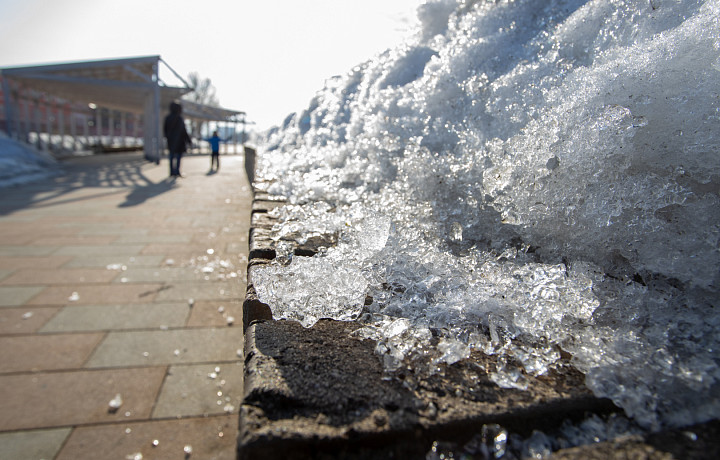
1, 55, 189, 113
181, 99, 245, 122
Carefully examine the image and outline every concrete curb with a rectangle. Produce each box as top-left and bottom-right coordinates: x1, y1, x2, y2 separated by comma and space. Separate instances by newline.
238, 187, 719, 459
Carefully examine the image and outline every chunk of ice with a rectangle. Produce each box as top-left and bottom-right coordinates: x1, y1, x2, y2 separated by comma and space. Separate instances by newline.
108, 394, 123, 412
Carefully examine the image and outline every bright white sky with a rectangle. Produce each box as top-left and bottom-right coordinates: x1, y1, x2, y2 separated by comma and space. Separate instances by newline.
0, 0, 424, 131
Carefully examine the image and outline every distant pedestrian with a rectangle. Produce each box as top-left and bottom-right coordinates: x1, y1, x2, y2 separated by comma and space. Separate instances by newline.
163, 102, 192, 177
202, 130, 230, 171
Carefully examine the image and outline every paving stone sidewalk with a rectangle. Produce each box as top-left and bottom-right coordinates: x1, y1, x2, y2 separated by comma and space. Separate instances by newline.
0, 152, 251, 460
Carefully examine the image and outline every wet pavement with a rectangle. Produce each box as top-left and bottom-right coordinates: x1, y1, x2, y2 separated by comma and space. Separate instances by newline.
0, 152, 251, 459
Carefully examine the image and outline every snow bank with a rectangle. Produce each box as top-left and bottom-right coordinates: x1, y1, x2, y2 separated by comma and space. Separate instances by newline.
0, 134, 59, 188
255, 0, 720, 430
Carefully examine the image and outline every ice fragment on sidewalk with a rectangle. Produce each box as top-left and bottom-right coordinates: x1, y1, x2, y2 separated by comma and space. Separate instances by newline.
108, 393, 123, 412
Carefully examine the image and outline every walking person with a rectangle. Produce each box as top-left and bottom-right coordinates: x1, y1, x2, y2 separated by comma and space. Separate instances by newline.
202, 130, 230, 172
163, 101, 192, 177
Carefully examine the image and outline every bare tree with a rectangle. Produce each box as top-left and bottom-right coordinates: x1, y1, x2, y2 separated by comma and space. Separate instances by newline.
183, 72, 220, 136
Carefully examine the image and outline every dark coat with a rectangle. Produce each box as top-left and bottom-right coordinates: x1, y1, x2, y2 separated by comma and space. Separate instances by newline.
163, 103, 191, 153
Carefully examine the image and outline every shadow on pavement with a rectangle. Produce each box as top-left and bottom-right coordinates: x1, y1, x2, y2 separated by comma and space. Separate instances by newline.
118, 177, 177, 207
0, 153, 165, 215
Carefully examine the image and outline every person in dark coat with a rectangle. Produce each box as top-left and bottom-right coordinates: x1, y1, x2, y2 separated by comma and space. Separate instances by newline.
163, 102, 192, 177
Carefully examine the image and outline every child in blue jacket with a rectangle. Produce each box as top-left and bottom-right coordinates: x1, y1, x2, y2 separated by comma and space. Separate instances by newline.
203, 131, 230, 171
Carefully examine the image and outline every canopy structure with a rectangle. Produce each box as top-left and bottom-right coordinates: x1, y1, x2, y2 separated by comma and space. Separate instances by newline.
181, 100, 244, 122
181, 99, 252, 152
1, 55, 246, 162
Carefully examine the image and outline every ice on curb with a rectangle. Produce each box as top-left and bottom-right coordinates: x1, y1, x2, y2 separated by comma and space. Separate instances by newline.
254, 0, 720, 430
254, 210, 391, 327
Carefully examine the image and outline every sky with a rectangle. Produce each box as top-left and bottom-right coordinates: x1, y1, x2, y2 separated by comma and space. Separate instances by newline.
0, 0, 425, 131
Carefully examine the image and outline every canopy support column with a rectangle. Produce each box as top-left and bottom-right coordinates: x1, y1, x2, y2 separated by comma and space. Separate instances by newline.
22, 97, 30, 143
58, 102, 65, 152
95, 108, 102, 148
120, 111, 127, 146
109, 110, 115, 147
143, 63, 162, 164
2, 76, 15, 138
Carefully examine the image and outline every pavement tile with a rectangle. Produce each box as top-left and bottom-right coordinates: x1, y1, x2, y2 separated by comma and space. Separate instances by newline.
187, 300, 243, 328
0, 428, 72, 460
113, 234, 193, 244
25, 283, 164, 306
63, 255, 165, 268
0, 245, 58, 257
140, 243, 219, 255
78, 226, 149, 236
153, 362, 243, 418
0, 269, 12, 282
162, 215, 196, 225
192, 217, 234, 227
85, 328, 243, 368
190, 233, 246, 247
0, 255, 73, 269
53, 244, 147, 257
218, 226, 250, 237
0, 307, 60, 335
0, 233, 38, 245
0, 215, 41, 222
122, 219, 184, 229
0, 268, 119, 285
0, 286, 45, 307
111, 266, 206, 284
224, 241, 248, 253
29, 235, 118, 246
190, 232, 228, 245
40, 303, 190, 333
56, 415, 237, 460
0, 367, 167, 431
0, 333, 104, 373
49, 218, 128, 228
0, 222, 54, 233
153, 282, 245, 303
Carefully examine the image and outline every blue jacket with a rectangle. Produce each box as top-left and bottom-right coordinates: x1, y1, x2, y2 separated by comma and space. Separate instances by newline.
204, 135, 229, 153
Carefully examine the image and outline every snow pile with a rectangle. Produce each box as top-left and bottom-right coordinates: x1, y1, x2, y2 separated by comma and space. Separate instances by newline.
0, 134, 59, 188
254, 0, 720, 430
